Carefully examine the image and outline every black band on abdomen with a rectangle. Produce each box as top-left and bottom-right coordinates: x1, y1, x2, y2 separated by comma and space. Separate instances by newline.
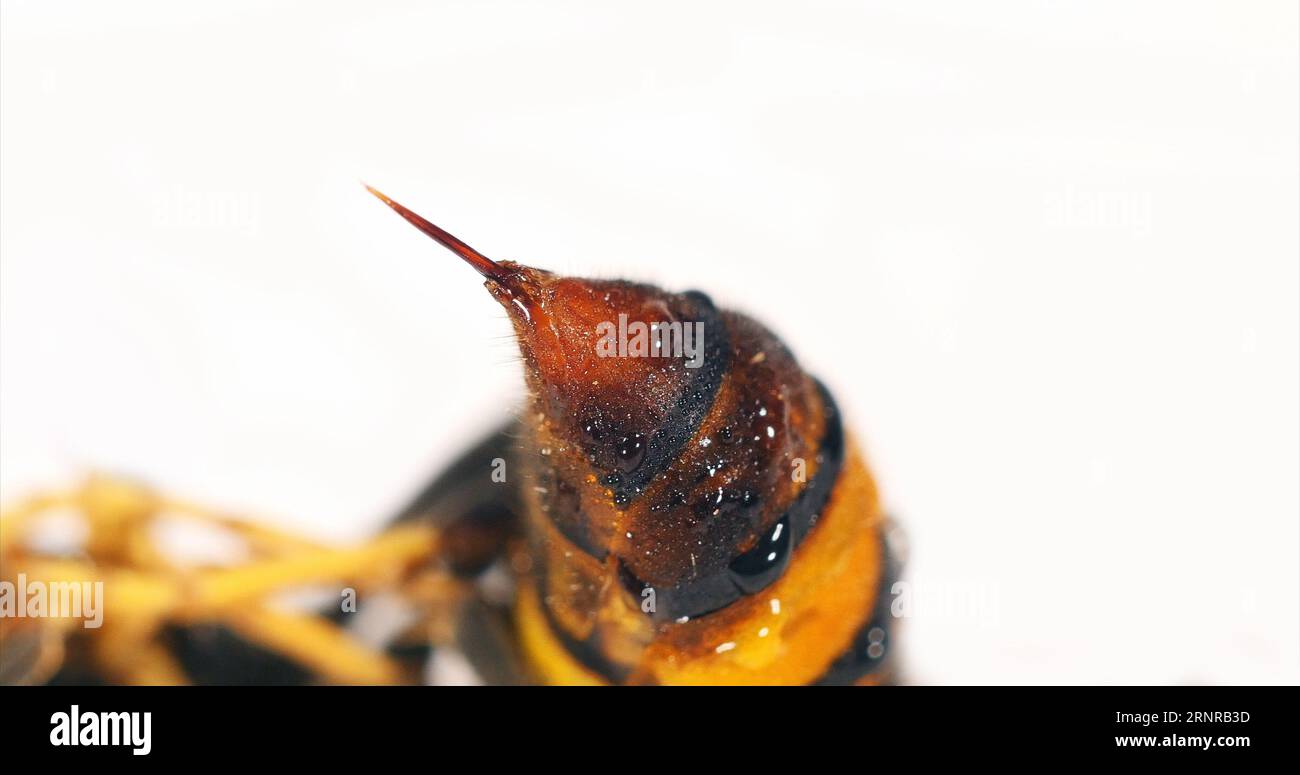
606, 290, 731, 505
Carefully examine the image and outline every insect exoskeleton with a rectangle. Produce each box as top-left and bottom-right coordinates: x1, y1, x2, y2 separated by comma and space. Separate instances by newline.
369, 187, 899, 685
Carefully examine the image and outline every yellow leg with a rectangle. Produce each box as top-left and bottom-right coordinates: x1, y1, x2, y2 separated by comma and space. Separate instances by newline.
1, 477, 447, 685
224, 606, 406, 685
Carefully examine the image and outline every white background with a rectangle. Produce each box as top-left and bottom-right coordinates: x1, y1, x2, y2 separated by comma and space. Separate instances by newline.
1, 1, 1297, 684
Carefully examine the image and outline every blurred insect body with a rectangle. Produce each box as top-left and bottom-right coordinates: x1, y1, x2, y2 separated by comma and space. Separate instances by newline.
0, 189, 901, 685
0, 476, 441, 685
